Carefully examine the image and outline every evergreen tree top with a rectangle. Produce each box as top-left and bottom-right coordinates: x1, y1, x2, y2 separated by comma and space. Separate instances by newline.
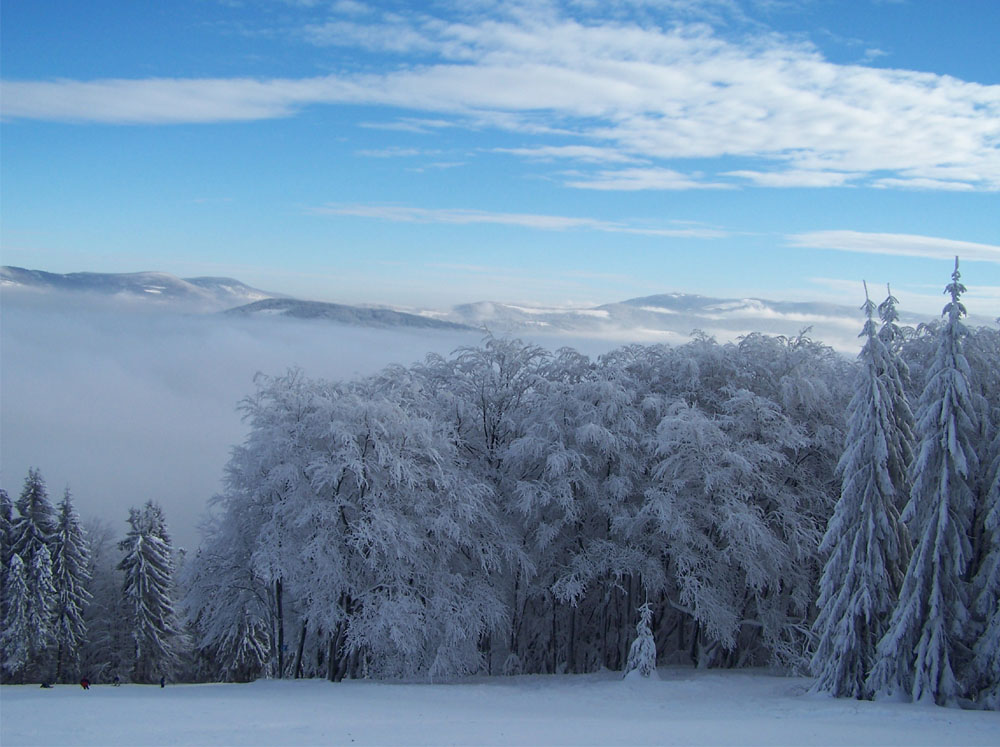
943, 256, 967, 322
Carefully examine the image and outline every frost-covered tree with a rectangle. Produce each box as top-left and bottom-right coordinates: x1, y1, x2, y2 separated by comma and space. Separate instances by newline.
5, 469, 59, 680
10, 469, 58, 572
624, 602, 658, 679
0, 488, 13, 634
876, 286, 917, 510
119, 501, 182, 683
79, 518, 129, 682
969, 422, 1000, 708
183, 511, 272, 682
51, 488, 92, 683
1, 555, 33, 680
811, 288, 911, 699
869, 259, 979, 706
1, 547, 57, 683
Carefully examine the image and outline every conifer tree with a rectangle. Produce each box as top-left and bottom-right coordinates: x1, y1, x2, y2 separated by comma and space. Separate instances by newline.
52, 488, 92, 682
0, 488, 13, 632
119, 501, 182, 683
876, 285, 917, 509
969, 425, 1000, 708
811, 285, 910, 699
868, 258, 979, 706
10, 469, 58, 569
623, 602, 658, 679
7, 470, 59, 680
1, 555, 33, 681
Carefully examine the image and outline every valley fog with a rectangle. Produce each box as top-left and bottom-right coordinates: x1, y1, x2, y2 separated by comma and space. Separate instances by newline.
0, 299, 490, 550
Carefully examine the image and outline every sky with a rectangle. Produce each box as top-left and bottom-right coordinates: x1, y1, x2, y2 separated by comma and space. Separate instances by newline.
2, 0, 999, 315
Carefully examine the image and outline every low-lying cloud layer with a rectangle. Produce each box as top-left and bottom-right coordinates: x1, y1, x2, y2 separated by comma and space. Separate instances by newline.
0, 300, 480, 550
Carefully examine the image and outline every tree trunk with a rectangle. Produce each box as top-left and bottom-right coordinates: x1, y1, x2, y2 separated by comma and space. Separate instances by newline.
294, 620, 307, 679
275, 578, 284, 679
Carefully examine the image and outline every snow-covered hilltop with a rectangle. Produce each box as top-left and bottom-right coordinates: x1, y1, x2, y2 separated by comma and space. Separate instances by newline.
0, 266, 278, 311
3, 266, 994, 351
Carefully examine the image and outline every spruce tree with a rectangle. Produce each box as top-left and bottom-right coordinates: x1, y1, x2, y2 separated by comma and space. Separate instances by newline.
969, 425, 1000, 708
868, 258, 979, 705
876, 285, 917, 510
0, 488, 13, 636
811, 286, 910, 698
1, 555, 33, 681
52, 488, 92, 683
7, 470, 59, 680
119, 501, 181, 683
623, 602, 657, 679
11, 469, 58, 567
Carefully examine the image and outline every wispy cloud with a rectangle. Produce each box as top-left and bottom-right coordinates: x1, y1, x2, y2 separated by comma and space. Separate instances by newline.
4, 8, 999, 191
356, 146, 435, 157
725, 170, 862, 188
310, 203, 728, 237
789, 231, 1000, 264
565, 168, 731, 191
494, 145, 644, 164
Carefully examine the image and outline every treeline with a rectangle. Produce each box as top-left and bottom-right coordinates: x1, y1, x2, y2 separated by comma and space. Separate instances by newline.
2, 267, 997, 709
1, 477, 185, 685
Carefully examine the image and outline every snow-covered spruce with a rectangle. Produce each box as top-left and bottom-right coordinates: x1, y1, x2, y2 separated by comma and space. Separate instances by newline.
51, 488, 92, 683
118, 501, 182, 684
868, 259, 980, 706
811, 286, 911, 699
624, 602, 658, 679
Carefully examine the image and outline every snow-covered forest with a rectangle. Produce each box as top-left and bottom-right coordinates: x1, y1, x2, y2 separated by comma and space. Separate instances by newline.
2, 266, 998, 710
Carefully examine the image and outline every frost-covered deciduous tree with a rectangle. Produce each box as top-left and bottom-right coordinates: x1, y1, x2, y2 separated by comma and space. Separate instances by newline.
811, 288, 911, 699
869, 260, 980, 706
119, 501, 182, 683
51, 489, 92, 683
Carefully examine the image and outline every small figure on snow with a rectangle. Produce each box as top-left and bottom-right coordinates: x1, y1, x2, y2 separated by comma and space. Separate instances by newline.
80, 677, 90, 690
40, 682, 53, 689
113, 675, 121, 686
159, 675, 165, 688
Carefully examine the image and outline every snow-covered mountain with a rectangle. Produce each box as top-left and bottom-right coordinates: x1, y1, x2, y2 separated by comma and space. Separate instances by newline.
6, 266, 991, 351
226, 298, 473, 331
1, 266, 277, 310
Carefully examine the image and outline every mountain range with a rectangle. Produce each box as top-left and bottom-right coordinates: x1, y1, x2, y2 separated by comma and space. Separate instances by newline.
4, 265, 988, 351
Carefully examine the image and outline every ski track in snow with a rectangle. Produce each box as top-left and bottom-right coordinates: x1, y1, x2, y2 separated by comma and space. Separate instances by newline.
2, 669, 997, 746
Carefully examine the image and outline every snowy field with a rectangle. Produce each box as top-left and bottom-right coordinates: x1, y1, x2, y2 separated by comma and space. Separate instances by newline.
2, 669, 998, 746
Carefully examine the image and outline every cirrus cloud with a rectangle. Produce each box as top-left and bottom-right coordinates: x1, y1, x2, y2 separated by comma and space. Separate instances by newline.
788, 231, 1000, 264
3, 8, 999, 191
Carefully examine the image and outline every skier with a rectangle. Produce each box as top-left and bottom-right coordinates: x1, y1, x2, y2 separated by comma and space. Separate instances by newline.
80, 677, 90, 690
159, 675, 165, 688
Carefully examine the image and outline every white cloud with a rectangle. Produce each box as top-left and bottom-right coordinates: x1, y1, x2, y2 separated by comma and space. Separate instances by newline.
789, 231, 1000, 264
494, 145, 644, 163
311, 203, 728, 237
565, 167, 730, 190
725, 169, 862, 187
4, 9, 999, 190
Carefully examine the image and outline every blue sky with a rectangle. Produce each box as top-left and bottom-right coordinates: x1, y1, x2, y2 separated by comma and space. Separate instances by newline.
2, 0, 998, 314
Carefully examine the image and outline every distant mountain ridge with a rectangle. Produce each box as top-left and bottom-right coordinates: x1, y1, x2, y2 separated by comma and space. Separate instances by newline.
226, 298, 473, 331
1, 266, 277, 310
5, 266, 992, 351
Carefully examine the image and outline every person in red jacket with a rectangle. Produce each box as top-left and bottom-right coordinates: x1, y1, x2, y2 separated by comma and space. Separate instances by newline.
80, 677, 90, 690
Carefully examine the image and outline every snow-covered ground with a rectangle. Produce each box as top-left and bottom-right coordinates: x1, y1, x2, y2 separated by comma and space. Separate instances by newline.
2, 669, 997, 746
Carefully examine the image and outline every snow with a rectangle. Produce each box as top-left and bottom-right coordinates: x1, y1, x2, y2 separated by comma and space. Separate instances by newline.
3, 670, 997, 746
